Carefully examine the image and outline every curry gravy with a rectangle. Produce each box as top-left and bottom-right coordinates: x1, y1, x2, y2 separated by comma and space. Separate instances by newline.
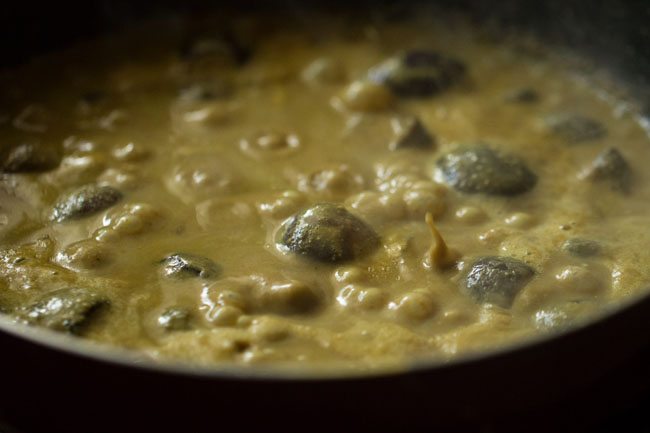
1, 10, 650, 371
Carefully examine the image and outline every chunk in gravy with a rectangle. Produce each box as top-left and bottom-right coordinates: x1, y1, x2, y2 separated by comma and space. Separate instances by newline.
1, 8, 650, 372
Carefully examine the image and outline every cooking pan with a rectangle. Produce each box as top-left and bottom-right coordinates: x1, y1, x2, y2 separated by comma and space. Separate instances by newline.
1, 1, 650, 432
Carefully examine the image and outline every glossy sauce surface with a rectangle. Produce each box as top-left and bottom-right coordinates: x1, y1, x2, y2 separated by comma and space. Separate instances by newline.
1, 10, 649, 372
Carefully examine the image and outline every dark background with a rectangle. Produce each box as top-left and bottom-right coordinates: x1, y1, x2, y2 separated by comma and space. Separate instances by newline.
2, 0, 650, 83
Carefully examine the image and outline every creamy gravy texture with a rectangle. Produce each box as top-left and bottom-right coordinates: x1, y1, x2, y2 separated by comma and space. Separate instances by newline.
1, 9, 650, 372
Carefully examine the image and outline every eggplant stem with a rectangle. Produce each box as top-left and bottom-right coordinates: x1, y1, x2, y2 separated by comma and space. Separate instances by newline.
425, 212, 459, 270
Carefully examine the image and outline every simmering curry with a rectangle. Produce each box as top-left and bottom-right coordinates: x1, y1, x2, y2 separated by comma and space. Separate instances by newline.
1, 9, 649, 371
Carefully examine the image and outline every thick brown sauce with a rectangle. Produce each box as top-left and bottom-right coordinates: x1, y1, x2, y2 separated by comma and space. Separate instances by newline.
1, 11, 649, 372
